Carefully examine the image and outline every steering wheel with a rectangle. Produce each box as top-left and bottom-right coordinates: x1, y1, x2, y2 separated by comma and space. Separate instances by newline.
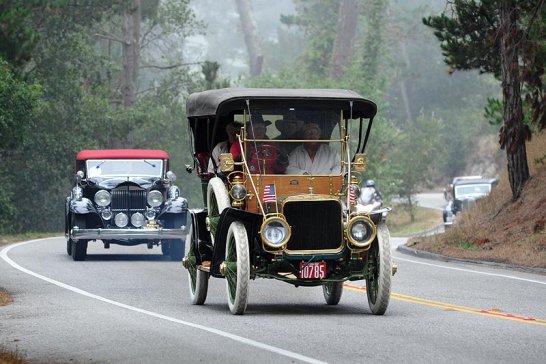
248, 143, 284, 173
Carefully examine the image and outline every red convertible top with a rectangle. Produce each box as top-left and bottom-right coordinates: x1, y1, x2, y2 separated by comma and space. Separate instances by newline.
76, 149, 170, 161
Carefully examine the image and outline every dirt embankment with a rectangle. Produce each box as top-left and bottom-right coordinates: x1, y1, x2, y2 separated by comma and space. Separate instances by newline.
408, 131, 546, 270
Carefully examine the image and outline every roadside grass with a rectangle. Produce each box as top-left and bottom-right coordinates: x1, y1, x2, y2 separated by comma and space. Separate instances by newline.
0, 347, 26, 364
0, 232, 61, 247
408, 131, 546, 269
387, 205, 442, 237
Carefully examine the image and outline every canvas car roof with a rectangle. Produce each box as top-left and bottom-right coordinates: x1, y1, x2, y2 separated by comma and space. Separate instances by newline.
186, 88, 377, 119
76, 149, 170, 161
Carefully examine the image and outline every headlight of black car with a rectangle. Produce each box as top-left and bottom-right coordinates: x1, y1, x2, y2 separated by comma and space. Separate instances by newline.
147, 190, 163, 207
94, 190, 111, 207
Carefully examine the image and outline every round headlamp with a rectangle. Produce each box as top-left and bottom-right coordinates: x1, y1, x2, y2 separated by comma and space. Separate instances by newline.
147, 190, 163, 207
131, 212, 145, 227
346, 216, 376, 248
260, 217, 291, 249
94, 190, 111, 207
230, 184, 247, 200
114, 212, 128, 227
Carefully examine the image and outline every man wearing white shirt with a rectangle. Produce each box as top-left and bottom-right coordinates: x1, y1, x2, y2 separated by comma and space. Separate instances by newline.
207, 121, 242, 173
286, 123, 341, 175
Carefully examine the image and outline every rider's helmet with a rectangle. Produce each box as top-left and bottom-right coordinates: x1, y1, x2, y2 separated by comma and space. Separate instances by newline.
365, 179, 375, 187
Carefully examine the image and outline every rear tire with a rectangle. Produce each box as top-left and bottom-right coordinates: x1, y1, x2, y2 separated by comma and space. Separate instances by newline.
186, 225, 209, 305
323, 281, 343, 305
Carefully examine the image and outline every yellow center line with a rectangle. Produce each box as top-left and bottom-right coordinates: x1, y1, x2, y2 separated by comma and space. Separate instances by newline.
344, 283, 546, 327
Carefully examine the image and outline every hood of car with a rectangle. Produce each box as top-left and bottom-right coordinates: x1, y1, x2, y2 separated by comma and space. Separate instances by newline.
88, 176, 162, 189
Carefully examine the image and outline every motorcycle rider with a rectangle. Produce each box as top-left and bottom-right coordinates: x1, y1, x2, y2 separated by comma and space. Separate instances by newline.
357, 179, 383, 212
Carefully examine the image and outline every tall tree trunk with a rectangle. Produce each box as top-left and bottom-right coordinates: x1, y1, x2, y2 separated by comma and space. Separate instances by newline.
330, 0, 359, 79
399, 42, 412, 123
121, 0, 141, 107
499, 0, 529, 199
235, 0, 263, 77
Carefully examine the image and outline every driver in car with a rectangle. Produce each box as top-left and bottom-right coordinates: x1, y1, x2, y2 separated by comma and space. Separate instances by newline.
286, 123, 340, 175
239, 115, 287, 174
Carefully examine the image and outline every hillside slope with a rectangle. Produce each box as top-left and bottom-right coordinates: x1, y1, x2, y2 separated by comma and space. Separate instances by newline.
408, 131, 546, 269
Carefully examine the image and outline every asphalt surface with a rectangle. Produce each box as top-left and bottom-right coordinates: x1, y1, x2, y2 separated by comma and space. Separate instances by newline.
1, 236, 545, 364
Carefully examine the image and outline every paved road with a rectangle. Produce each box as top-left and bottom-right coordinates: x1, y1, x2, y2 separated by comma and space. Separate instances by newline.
1, 237, 545, 363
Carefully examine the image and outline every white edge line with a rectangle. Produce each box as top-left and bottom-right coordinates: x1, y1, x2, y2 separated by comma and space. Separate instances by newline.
1, 239, 327, 364
394, 255, 546, 285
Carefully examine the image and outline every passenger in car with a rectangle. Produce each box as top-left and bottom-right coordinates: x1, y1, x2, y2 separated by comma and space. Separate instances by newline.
244, 116, 287, 174
208, 121, 243, 173
286, 123, 340, 175
274, 115, 304, 154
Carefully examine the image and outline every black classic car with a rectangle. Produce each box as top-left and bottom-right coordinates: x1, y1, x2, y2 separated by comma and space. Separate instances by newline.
182, 88, 395, 315
65, 149, 188, 261
443, 177, 498, 226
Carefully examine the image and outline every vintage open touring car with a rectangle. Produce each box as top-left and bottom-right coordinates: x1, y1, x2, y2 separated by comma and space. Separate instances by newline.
182, 88, 395, 314
65, 149, 188, 261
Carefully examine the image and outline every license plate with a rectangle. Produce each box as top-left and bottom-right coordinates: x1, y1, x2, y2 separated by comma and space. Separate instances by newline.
299, 261, 326, 279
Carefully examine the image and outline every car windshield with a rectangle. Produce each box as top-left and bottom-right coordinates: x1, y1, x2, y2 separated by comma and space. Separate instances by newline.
86, 159, 163, 178
454, 184, 491, 198
237, 108, 343, 175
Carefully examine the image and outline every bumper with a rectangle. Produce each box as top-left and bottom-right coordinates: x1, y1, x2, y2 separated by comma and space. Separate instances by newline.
70, 227, 187, 241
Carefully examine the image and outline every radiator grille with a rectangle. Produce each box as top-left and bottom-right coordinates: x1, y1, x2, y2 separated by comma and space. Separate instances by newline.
283, 199, 342, 251
111, 187, 147, 214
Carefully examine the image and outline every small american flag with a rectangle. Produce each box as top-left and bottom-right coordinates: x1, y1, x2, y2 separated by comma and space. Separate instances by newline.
349, 185, 357, 205
263, 184, 277, 203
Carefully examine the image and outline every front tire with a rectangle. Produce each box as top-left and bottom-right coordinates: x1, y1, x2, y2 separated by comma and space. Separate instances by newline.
224, 221, 250, 315
323, 281, 343, 305
206, 177, 230, 243
366, 223, 392, 315
186, 224, 209, 305
66, 239, 72, 256
71, 215, 88, 261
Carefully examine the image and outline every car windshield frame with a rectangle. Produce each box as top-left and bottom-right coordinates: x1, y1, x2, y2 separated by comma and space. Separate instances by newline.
454, 183, 492, 198
86, 159, 164, 178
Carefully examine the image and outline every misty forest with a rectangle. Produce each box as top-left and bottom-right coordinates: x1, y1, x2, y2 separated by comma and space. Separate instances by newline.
1, 0, 544, 233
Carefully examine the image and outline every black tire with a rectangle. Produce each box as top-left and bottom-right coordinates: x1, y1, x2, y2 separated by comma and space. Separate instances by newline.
224, 221, 250, 315
161, 242, 171, 256
366, 223, 392, 315
66, 239, 72, 256
165, 214, 186, 261
323, 281, 343, 305
169, 239, 185, 261
71, 215, 88, 261
186, 225, 209, 305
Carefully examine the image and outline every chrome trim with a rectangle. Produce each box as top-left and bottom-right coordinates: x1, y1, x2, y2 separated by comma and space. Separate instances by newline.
70, 226, 187, 241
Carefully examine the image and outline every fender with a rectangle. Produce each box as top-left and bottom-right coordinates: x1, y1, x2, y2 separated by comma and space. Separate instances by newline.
160, 197, 188, 215
69, 198, 97, 214
210, 207, 262, 278
189, 209, 212, 264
